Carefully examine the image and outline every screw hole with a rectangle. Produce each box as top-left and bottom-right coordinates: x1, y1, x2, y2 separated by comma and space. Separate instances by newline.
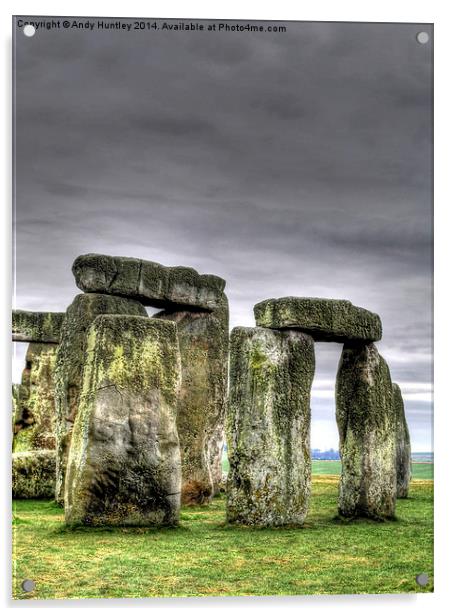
21, 579, 35, 592
416, 32, 429, 44
416, 573, 429, 587
23, 25, 36, 37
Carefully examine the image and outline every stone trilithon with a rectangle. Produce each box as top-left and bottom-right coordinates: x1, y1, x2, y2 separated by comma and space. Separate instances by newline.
71, 253, 229, 505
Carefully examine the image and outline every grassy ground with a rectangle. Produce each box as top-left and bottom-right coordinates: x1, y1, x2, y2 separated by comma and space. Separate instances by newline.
311, 460, 434, 480
12, 475, 433, 600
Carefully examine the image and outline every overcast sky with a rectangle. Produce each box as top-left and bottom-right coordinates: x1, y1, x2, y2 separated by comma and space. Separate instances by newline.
13, 18, 433, 451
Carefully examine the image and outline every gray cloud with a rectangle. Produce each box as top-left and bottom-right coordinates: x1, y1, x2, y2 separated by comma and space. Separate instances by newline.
13, 18, 433, 450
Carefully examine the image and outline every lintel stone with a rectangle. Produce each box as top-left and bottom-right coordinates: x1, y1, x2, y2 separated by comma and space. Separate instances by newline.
72, 253, 226, 311
13, 310, 65, 343
254, 297, 382, 342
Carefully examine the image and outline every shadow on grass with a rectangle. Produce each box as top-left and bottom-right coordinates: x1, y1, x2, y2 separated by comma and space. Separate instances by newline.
52, 522, 194, 536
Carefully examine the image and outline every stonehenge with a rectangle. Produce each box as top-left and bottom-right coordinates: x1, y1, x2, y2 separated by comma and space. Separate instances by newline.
71, 253, 229, 505
12, 253, 229, 525
229, 296, 406, 523
226, 327, 314, 526
65, 316, 181, 526
12, 255, 413, 529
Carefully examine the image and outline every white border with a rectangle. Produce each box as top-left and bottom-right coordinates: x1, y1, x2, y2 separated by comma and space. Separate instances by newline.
2, 1, 450, 614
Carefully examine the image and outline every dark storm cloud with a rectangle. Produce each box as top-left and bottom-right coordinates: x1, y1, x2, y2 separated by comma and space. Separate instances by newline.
13, 19, 433, 449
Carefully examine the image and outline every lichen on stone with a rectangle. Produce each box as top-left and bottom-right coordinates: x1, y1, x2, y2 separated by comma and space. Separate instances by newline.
336, 342, 397, 520
226, 326, 314, 527
72, 253, 226, 311
12, 343, 58, 453
64, 315, 182, 527
254, 297, 382, 342
54, 292, 148, 504
12, 310, 65, 343
154, 295, 229, 504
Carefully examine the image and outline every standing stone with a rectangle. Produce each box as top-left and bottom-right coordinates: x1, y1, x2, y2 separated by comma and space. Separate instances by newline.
226, 327, 315, 527
64, 315, 181, 527
393, 383, 412, 498
54, 293, 147, 504
154, 298, 229, 504
12, 384, 27, 438
13, 343, 58, 452
336, 342, 397, 520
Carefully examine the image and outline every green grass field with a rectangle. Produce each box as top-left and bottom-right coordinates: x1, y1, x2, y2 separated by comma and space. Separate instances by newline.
311, 460, 434, 480
222, 458, 434, 480
12, 474, 433, 600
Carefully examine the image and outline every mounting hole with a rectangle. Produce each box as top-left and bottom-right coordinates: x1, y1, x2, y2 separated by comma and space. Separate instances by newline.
21, 579, 36, 592
416, 573, 429, 587
23, 25, 36, 37
416, 32, 429, 45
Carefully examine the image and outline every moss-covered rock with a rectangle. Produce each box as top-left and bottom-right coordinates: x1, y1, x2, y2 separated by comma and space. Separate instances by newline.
64, 315, 182, 527
12, 310, 65, 343
336, 343, 396, 520
12, 383, 28, 434
12, 450, 56, 498
154, 297, 229, 504
13, 343, 58, 452
393, 383, 412, 498
254, 297, 382, 342
226, 327, 315, 527
72, 253, 225, 311
54, 293, 147, 504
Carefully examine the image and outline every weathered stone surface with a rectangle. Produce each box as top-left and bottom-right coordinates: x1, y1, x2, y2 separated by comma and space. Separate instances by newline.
54, 293, 147, 504
12, 384, 27, 434
336, 343, 396, 520
64, 315, 182, 527
12, 310, 65, 343
209, 426, 226, 497
393, 383, 412, 498
254, 297, 382, 342
13, 343, 58, 452
12, 450, 56, 499
226, 327, 315, 527
72, 253, 226, 311
154, 298, 229, 504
